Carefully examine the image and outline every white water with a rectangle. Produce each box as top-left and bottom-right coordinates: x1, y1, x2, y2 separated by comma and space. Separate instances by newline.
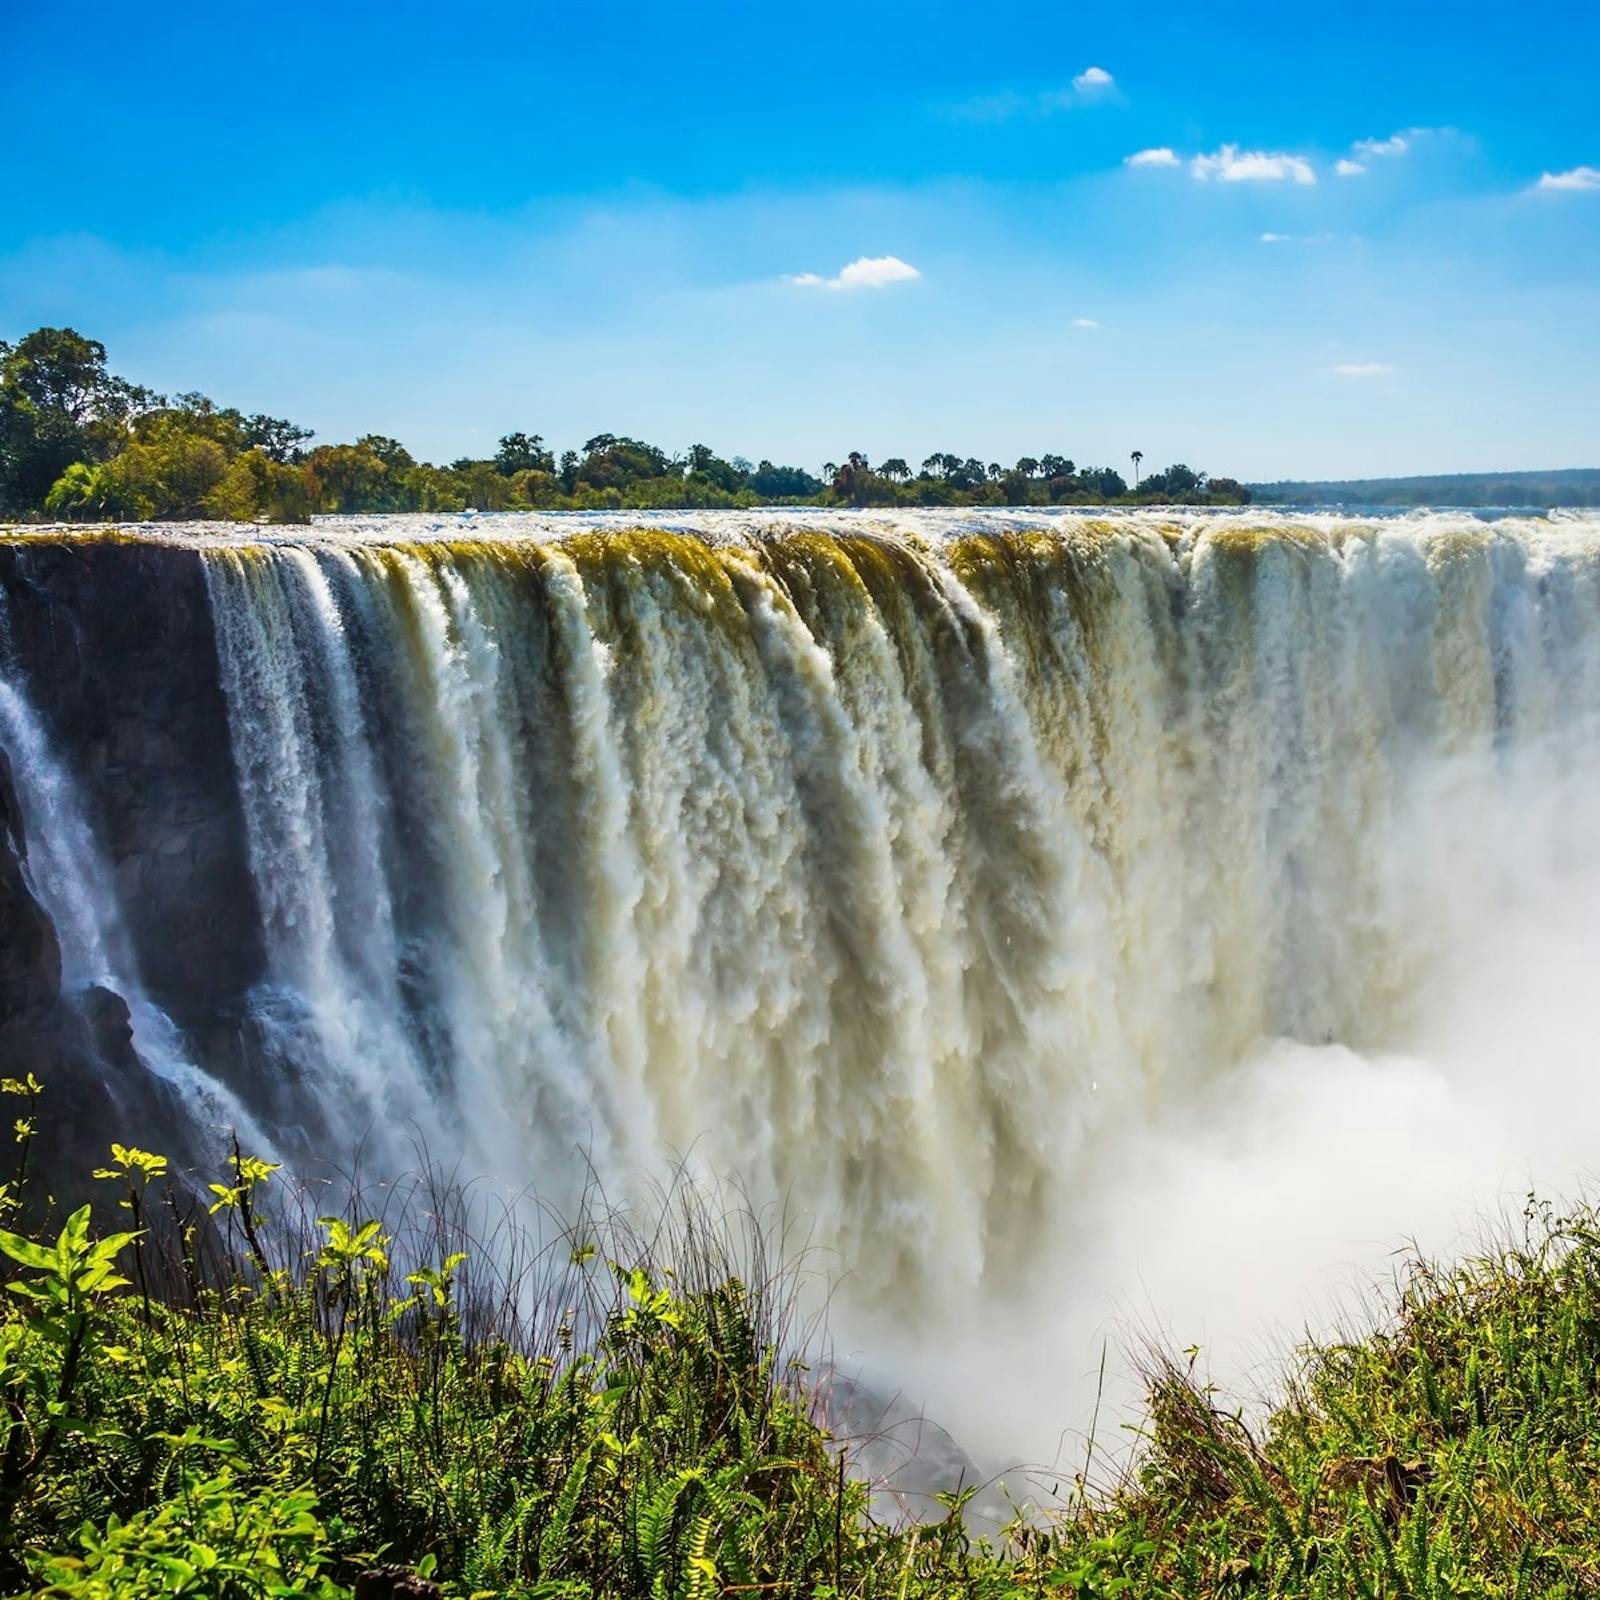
12, 507, 1600, 1462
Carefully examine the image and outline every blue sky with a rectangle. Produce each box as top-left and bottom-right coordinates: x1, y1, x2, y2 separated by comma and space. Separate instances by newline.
2, 0, 1597, 479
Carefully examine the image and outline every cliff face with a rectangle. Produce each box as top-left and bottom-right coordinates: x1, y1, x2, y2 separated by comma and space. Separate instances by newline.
0, 539, 266, 1181
0, 740, 62, 1044
0, 540, 264, 1021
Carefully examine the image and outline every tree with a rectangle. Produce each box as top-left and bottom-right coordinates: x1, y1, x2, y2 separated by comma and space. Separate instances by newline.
205, 449, 316, 522
42, 462, 104, 520
1130, 449, 1143, 487
243, 414, 314, 464
0, 328, 158, 513
356, 435, 414, 470
685, 444, 746, 492
829, 452, 873, 505
306, 442, 401, 512
879, 458, 910, 482
1083, 466, 1128, 499
494, 432, 554, 476
1014, 457, 1040, 478
67, 429, 231, 520
577, 435, 669, 489
748, 461, 822, 498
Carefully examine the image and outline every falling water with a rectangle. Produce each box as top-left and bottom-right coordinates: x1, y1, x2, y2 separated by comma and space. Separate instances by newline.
136, 507, 1596, 1303
4, 508, 1600, 1327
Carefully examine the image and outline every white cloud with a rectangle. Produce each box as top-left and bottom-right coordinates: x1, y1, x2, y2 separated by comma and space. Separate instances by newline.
1335, 158, 1367, 178
1072, 65, 1114, 91
1125, 146, 1180, 168
1261, 232, 1333, 245
1260, 232, 1290, 243
1071, 317, 1100, 328
786, 255, 922, 291
1353, 133, 1410, 158
1191, 144, 1316, 184
1330, 361, 1395, 377
1534, 165, 1600, 192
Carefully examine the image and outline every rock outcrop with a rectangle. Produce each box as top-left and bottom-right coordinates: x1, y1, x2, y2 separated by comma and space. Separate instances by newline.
0, 537, 265, 1190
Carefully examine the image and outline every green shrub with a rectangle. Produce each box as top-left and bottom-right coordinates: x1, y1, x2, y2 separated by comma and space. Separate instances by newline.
7, 1072, 1600, 1597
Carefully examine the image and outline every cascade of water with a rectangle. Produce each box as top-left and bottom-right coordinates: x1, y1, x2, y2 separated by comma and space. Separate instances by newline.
176, 513, 1600, 1301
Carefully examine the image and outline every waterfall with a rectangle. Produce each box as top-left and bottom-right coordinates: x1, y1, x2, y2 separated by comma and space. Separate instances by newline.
154, 509, 1597, 1300
3, 509, 1600, 1306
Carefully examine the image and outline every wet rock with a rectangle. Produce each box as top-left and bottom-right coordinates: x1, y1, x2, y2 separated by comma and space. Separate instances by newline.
0, 541, 266, 1021
78, 983, 137, 1070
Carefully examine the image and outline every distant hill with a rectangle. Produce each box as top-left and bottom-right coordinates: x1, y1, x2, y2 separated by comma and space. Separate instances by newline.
1249, 468, 1600, 509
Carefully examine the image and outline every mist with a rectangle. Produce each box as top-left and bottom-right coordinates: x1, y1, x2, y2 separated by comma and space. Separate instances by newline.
838, 716, 1600, 1479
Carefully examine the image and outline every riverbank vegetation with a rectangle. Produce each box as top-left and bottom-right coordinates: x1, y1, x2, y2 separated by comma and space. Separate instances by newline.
7, 1078, 1600, 1596
0, 327, 1249, 524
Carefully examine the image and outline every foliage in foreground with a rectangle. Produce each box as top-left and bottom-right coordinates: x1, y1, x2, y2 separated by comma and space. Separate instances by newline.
5, 1082, 1600, 1596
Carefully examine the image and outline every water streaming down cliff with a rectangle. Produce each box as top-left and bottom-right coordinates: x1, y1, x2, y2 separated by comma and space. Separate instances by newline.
4, 509, 1600, 1314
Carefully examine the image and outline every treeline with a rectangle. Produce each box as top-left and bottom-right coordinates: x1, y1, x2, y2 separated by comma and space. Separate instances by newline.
0, 327, 1250, 524
1252, 468, 1600, 509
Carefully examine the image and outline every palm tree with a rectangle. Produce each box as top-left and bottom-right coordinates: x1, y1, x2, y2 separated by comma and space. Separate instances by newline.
1131, 450, 1143, 487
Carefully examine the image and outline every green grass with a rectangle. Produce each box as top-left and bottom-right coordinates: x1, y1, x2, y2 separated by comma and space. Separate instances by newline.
5, 1077, 1600, 1597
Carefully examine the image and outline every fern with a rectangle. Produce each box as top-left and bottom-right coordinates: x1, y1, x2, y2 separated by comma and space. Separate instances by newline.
537, 1440, 596, 1577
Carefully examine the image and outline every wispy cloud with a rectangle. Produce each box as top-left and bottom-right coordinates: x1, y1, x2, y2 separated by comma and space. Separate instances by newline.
1354, 133, 1410, 159
949, 67, 1118, 121
1071, 317, 1100, 328
1336, 132, 1411, 177
1262, 231, 1334, 244
1191, 145, 1316, 184
1329, 361, 1395, 377
1125, 146, 1180, 168
786, 255, 922, 291
1533, 165, 1600, 192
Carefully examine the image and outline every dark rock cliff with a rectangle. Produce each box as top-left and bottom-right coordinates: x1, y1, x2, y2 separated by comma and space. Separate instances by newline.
0, 538, 266, 1186
0, 539, 264, 1020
